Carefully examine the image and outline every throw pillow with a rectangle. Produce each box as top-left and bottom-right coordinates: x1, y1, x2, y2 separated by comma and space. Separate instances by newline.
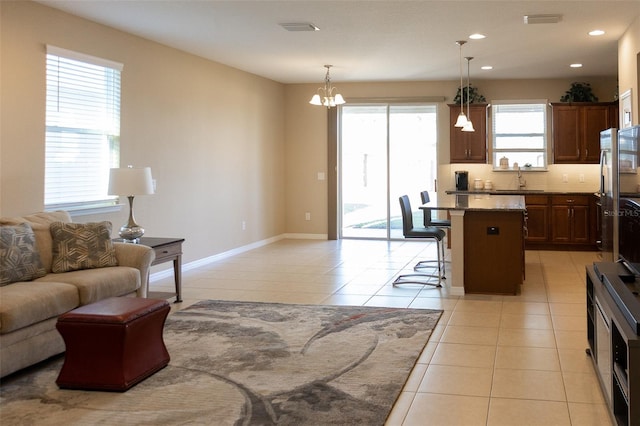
50, 221, 118, 273
0, 223, 47, 286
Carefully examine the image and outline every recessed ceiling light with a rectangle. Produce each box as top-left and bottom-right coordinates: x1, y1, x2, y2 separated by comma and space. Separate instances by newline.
469, 33, 486, 40
481, 66, 493, 70
589, 29, 605, 36
570, 63, 583, 68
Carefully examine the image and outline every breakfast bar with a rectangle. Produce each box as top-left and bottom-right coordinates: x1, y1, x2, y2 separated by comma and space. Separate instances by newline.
420, 194, 526, 295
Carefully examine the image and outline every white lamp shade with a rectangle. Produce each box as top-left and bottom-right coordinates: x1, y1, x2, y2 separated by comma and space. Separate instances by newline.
309, 94, 322, 105
108, 167, 154, 196
461, 120, 475, 132
334, 93, 346, 105
454, 112, 468, 127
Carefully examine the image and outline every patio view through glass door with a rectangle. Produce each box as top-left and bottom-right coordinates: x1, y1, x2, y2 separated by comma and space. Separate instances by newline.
340, 104, 438, 239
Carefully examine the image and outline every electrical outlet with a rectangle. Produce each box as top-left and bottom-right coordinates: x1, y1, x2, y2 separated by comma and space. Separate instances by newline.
579, 174, 585, 183
305, 212, 311, 221
562, 174, 569, 183
317, 172, 325, 181
242, 221, 246, 230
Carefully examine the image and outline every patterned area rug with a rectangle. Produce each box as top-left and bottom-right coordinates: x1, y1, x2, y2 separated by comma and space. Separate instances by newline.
1, 300, 442, 425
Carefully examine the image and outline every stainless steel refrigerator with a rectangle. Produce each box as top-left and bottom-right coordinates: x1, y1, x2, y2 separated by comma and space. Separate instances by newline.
599, 128, 618, 261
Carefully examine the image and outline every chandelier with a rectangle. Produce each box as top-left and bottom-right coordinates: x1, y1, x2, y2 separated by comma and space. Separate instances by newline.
309, 65, 346, 108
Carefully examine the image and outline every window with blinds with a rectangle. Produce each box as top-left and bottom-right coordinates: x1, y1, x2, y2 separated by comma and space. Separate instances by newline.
491, 101, 548, 170
45, 46, 122, 212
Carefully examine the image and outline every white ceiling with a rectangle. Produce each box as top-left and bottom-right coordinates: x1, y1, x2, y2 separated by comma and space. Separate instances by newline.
38, 0, 640, 84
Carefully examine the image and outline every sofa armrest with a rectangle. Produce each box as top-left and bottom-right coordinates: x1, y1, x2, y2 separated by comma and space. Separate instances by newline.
113, 243, 155, 298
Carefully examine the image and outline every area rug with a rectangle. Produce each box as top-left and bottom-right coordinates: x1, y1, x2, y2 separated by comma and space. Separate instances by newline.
0, 300, 442, 425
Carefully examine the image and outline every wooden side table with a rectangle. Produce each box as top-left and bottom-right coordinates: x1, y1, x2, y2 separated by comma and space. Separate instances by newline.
138, 237, 185, 303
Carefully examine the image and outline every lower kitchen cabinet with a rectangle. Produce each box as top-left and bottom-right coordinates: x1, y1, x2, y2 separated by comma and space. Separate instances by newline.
550, 195, 590, 244
524, 193, 595, 250
524, 195, 549, 243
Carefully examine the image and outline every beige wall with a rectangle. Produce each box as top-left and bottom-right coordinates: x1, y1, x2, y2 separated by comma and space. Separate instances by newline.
1, 1, 286, 264
619, 14, 640, 125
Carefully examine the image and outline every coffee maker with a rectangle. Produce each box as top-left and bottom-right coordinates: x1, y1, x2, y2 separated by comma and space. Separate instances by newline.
455, 171, 469, 191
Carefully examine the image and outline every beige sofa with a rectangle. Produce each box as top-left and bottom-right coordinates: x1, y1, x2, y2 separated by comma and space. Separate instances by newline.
0, 211, 155, 378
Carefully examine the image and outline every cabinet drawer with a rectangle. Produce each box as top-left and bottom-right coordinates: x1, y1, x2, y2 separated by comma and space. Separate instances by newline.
525, 195, 548, 205
152, 243, 182, 263
551, 195, 589, 206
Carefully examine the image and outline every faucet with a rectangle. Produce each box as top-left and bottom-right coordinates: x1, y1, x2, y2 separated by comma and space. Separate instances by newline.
516, 167, 526, 189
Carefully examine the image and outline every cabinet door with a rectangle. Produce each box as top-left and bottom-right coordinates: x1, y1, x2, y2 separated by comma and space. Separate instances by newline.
449, 104, 487, 163
582, 105, 610, 163
449, 106, 470, 162
553, 105, 581, 163
525, 204, 549, 242
572, 205, 590, 243
551, 205, 572, 242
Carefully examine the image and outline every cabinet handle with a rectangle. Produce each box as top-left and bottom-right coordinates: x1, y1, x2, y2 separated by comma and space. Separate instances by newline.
585, 149, 588, 158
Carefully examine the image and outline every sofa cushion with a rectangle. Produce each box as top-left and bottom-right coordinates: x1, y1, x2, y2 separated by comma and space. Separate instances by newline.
50, 221, 118, 273
0, 281, 79, 334
0, 211, 72, 273
36, 266, 140, 305
0, 223, 47, 286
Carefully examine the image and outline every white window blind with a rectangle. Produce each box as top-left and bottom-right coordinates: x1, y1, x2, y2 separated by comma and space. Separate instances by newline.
491, 101, 548, 170
45, 46, 123, 211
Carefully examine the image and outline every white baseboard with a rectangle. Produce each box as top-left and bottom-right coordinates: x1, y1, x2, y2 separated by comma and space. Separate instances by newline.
149, 233, 327, 282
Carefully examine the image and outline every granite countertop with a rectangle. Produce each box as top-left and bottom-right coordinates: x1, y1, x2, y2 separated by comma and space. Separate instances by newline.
446, 189, 598, 196
423, 193, 526, 211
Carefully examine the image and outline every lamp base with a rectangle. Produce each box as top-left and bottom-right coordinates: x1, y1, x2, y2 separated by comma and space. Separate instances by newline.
119, 225, 144, 243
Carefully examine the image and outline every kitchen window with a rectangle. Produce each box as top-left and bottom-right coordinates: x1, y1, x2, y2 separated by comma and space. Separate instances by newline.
491, 101, 548, 170
44, 46, 122, 213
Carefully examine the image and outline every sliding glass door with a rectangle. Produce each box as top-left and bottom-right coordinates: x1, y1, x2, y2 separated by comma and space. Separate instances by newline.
340, 104, 438, 239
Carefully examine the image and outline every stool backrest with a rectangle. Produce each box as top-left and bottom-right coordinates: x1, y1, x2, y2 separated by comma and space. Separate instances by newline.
420, 191, 431, 204
399, 195, 414, 236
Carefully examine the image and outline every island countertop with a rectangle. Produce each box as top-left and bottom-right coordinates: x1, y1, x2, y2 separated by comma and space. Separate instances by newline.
422, 193, 526, 211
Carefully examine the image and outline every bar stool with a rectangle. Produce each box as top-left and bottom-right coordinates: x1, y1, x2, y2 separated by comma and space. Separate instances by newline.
393, 195, 446, 287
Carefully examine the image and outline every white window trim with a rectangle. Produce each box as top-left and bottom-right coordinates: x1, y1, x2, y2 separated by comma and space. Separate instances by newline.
491, 99, 549, 171
44, 46, 123, 214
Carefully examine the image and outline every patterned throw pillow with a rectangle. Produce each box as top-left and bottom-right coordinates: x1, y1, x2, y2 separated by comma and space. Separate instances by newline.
50, 221, 118, 273
0, 223, 47, 286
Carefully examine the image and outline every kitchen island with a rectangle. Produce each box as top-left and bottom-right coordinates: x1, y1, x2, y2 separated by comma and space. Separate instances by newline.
420, 194, 526, 295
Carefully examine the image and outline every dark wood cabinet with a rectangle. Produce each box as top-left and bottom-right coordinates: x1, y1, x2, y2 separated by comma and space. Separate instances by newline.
464, 210, 524, 294
449, 104, 488, 163
523, 193, 596, 250
551, 102, 618, 164
550, 195, 590, 244
524, 194, 550, 244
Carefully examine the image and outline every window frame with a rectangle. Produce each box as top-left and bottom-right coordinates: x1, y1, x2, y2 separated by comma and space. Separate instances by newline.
491, 100, 549, 171
44, 45, 123, 215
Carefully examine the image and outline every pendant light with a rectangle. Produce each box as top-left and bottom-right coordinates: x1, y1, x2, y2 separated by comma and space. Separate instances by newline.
462, 56, 475, 132
309, 65, 346, 108
454, 41, 468, 127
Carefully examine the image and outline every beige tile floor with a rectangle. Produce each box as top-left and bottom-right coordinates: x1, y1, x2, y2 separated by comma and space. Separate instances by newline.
150, 239, 613, 426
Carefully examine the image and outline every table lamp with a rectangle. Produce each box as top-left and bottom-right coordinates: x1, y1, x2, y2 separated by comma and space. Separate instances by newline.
108, 166, 154, 243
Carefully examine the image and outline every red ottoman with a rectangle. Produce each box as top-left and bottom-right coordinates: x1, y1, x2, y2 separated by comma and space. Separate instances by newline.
56, 297, 170, 391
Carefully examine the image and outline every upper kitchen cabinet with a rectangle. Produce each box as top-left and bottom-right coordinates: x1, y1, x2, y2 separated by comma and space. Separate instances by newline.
449, 104, 488, 163
551, 102, 618, 164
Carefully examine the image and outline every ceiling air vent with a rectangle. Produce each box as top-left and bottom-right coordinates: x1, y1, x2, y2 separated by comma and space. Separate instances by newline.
279, 23, 320, 32
523, 14, 563, 24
